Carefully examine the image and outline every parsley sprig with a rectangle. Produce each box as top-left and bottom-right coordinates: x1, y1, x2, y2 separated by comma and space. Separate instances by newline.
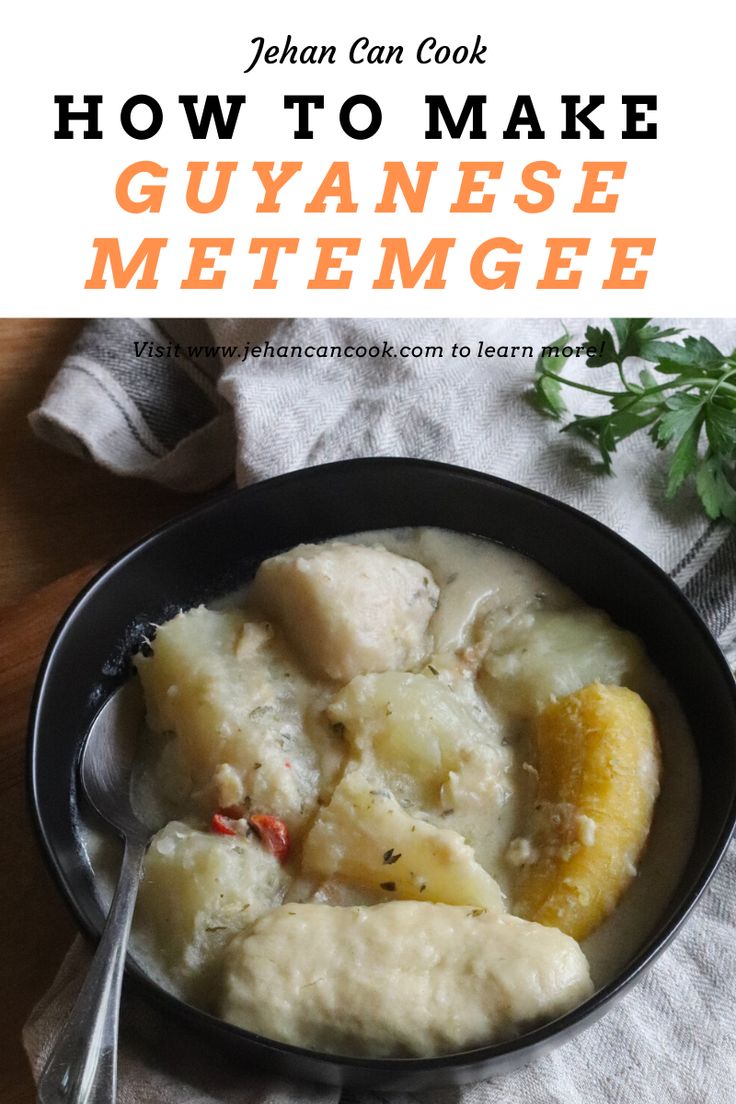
533, 319, 736, 524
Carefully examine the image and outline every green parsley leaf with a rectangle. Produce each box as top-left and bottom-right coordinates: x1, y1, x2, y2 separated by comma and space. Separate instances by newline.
696, 454, 736, 522
584, 325, 617, 368
681, 335, 725, 371
639, 368, 659, 390
653, 394, 705, 448
531, 319, 736, 524
612, 318, 651, 360
665, 413, 704, 498
705, 403, 736, 455
532, 332, 572, 418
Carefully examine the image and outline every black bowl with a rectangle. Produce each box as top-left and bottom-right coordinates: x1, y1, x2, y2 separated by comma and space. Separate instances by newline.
28, 458, 736, 1091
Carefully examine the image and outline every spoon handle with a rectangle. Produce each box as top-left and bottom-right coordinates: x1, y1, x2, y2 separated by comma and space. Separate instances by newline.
37, 838, 148, 1104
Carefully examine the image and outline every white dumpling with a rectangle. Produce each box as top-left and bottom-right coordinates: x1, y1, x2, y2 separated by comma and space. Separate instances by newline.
251, 542, 439, 682
221, 901, 593, 1056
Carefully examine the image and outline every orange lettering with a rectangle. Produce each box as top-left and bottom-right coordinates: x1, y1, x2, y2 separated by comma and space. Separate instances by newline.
450, 162, 503, 213
514, 161, 559, 213
252, 162, 303, 212
115, 162, 167, 213
181, 238, 233, 288
185, 162, 238, 213
307, 238, 360, 289
305, 162, 358, 213
373, 238, 455, 289
470, 237, 522, 289
375, 162, 437, 213
603, 238, 655, 289
573, 162, 627, 213
84, 238, 167, 289
249, 238, 299, 289
537, 238, 590, 289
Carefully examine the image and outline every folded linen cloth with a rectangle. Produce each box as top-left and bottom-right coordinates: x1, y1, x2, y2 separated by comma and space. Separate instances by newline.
30, 317, 736, 658
25, 317, 736, 1103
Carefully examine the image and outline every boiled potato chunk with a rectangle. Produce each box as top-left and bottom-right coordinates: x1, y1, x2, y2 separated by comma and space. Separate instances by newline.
302, 769, 504, 910
482, 608, 645, 717
251, 542, 439, 682
135, 606, 260, 747
135, 821, 288, 1003
328, 671, 510, 812
514, 682, 660, 941
222, 902, 593, 1056
134, 606, 321, 831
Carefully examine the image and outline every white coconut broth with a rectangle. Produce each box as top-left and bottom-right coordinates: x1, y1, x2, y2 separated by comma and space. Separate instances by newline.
357, 529, 699, 983
80, 528, 700, 1055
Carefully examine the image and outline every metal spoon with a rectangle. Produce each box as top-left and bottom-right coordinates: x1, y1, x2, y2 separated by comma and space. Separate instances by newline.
38, 680, 150, 1104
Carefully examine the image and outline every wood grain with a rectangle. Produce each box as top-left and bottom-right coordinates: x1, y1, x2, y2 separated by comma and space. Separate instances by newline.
0, 318, 209, 1102
0, 319, 205, 609
0, 565, 100, 1104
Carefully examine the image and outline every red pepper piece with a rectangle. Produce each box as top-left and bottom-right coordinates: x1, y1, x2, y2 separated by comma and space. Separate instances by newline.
211, 812, 238, 836
248, 814, 290, 862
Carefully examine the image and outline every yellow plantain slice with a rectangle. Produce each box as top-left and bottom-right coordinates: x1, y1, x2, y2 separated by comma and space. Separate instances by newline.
514, 682, 660, 941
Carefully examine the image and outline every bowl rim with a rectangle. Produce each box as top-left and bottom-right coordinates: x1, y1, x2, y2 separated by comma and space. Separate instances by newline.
26, 456, 736, 1074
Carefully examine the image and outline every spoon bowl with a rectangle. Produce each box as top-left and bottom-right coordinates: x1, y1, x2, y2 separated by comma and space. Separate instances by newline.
80, 680, 149, 845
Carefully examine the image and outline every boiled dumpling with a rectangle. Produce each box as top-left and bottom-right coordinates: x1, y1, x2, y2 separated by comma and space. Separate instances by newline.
222, 901, 593, 1056
251, 542, 439, 682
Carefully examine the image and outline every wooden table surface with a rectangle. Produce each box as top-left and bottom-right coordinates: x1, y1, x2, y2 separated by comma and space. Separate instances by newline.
0, 319, 209, 1103
0, 319, 209, 607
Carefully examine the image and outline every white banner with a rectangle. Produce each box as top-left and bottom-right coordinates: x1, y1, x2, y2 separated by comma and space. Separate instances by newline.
2, 0, 732, 315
